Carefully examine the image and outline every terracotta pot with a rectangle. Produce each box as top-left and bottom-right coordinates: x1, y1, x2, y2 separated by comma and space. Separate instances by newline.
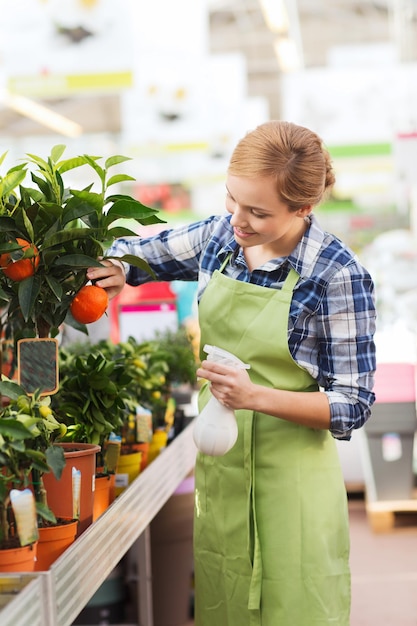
93, 473, 115, 521
115, 450, 142, 497
35, 519, 78, 571
0, 541, 37, 572
43, 443, 100, 536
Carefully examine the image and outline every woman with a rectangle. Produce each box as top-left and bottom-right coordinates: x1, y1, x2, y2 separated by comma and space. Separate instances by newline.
90, 120, 376, 625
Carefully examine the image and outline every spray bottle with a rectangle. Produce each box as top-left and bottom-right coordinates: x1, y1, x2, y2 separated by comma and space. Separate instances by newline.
193, 344, 250, 456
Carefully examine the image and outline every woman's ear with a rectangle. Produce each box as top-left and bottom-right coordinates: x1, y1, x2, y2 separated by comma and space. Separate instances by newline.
297, 205, 312, 218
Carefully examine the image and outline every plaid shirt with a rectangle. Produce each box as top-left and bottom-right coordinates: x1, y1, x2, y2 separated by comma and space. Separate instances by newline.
107, 213, 376, 440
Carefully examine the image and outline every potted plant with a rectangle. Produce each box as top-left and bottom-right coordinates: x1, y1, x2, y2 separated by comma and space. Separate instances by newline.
0, 378, 66, 571
43, 343, 131, 527
0, 144, 163, 531
0, 144, 163, 360
50, 339, 140, 501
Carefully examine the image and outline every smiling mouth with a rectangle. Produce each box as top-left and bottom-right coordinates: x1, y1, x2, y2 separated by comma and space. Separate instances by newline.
234, 228, 254, 238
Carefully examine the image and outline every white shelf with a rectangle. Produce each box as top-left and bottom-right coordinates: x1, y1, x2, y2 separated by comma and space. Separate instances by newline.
0, 421, 197, 626
0, 573, 49, 626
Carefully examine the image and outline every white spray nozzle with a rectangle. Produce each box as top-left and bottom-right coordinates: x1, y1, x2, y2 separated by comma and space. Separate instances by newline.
203, 344, 250, 369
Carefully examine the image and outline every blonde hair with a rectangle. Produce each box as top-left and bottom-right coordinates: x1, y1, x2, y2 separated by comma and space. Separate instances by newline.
228, 120, 335, 211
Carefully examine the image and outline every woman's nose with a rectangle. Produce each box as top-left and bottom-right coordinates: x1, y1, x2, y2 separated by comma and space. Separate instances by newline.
230, 205, 246, 227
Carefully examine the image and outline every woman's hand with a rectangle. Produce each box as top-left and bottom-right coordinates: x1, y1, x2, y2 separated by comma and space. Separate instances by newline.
197, 359, 256, 410
86, 260, 126, 300
198, 359, 332, 430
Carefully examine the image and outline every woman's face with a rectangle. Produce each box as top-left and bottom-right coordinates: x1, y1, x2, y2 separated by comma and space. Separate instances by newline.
225, 174, 310, 256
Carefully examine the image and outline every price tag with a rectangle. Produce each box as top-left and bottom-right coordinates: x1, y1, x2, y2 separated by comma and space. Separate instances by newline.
17, 338, 59, 395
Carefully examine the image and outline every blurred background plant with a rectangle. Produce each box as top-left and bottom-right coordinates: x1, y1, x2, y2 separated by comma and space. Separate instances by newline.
50, 345, 134, 472
50, 326, 199, 464
104, 327, 199, 428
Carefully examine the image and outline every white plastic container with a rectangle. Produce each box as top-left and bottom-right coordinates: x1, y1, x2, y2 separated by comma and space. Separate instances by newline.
193, 345, 250, 456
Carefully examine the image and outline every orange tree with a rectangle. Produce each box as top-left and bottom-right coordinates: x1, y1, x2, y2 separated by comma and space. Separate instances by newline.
0, 146, 162, 353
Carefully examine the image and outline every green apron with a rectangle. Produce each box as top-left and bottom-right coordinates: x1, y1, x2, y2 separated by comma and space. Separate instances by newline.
194, 260, 351, 626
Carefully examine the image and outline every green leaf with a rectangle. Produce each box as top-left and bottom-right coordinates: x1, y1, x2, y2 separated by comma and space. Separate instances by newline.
45, 445, 66, 480
50, 145, 66, 163
105, 226, 141, 238
9, 439, 27, 451
63, 310, 89, 334
18, 274, 41, 321
106, 198, 160, 219
22, 209, 34, 242
88, 374, 111, 390
106, 254, 157, 278
104, 155, 131, 169
55, 168, 65, 201
101, 361, 116, 377
60, 202, 96, 226
82, 155, 105, 185
91, 405, 107, 423
0, 380, 27, 400
42, 228, 98, 250
26, 153, 50, 171
19, 186, 42, 204
0, 284, 10, 300
0, 216, 20, 233
133, 214, 166, 226
45, 274, 64, 301
0, 240, 20, 254
25, 449, 46, 462
0, 169, 27, 198
0, 151, 7, 167
54, 254, 104, 268
29, 456, 51, 473
42, 227, 101, 249
69, 189, 104, 212
106, 174, 136, 187
0, 418, 34, 439
57, 154, 99, 174
30, 172, 51, 198
35, 501, 57, 524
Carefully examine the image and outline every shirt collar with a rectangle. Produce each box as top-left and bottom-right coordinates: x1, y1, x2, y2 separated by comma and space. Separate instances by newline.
287, 213, 325, 278
216, 217, 239, 264
216, 213, 325, 276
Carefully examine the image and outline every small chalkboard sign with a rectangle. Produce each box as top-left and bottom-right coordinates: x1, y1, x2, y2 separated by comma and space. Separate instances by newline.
17, 338, 59, 395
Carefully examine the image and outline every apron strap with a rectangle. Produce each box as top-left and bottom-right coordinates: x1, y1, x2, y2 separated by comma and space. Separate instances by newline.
243, 408, 262, 616
281, 267, 301, 292
219, 252, 233, 273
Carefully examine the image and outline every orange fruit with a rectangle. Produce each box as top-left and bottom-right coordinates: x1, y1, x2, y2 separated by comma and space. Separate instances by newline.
0, 238, 40, 281
70, 284, 109, 324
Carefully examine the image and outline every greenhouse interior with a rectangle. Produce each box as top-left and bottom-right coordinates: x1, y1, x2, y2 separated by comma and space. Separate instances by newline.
1, 1, 417, 625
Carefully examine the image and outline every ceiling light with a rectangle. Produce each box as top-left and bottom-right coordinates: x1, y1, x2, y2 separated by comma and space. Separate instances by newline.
259, 0, 289, 34
1, 92, 83, 137
274, 37, 302, 72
